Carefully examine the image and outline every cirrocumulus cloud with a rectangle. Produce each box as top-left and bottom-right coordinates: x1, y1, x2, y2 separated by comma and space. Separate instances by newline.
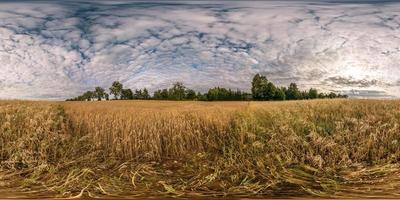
0, 0, 399, 99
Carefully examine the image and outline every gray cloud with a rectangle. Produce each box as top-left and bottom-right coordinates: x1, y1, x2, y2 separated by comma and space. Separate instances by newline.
341, 89, 395, 99
323, 76, 379, 87
0, 1, 399, 99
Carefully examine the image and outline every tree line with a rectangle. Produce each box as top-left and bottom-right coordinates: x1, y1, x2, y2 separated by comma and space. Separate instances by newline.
66, 74, 347, 101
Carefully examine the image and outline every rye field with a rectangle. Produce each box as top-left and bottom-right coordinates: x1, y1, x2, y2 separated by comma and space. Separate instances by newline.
0, 100, 400, 198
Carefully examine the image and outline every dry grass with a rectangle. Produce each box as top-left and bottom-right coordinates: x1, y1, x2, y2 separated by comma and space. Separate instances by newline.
1, 99, 400, 198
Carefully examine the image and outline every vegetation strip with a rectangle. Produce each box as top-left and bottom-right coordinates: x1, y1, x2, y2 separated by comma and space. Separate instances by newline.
67, 74, 347, 101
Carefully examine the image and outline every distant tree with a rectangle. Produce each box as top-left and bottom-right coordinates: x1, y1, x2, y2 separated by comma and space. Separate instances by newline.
185, 89, 197, 100
169, 82, 186, 100
286, 83, 301, 100
153, 90, 162, 100
300, 91, 308, 100
94, 87, 106, 101
252, 74, 269, 100
133, 89, 143, 99
121, 89, 134, 100
82, 91, 94, 101
265, 82, 276, 100
109, 81, 123, 100
196, 92, 207, 101
318, 93, 326, 99
328, 92, 337, 99
206, 87, 249, 101
142, 88, 150, 99
161, 89, 169, 99
207, 87, 227, 101
66, 77, 347, 102
308, 88, 318, 99
274, 87, 286, 100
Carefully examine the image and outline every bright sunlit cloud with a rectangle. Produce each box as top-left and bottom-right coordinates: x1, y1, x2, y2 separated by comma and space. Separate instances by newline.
0, 0, 399, 99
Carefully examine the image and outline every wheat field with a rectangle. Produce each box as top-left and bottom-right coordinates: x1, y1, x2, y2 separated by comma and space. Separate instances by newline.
1, 100, 400, 198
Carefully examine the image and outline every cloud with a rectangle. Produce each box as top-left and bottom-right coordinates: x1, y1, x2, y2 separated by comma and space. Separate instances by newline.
341, 89, 395, 99
0, 1, 399, 99
323, 76, 379, 87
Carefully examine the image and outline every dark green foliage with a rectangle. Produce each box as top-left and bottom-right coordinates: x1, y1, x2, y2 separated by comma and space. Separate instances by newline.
83, 91, 94, 101
168, 82, 186, 100
286, 83, 301, 100
109, 81, 123, 100
131, 88, 150, 99
274, 87, 286, 100
196, 92, 207, 101
142, 88, 150, 99
121, 89, 134, 100
66, 74, 346, 101
265, 82, 276, 100
328, 92, 337, 99
251, 74, 269, 100
308, 88, 318, 99
134, 89, 143, 99
206, 87, 250, 101
185, 89, 197, 100
94, 87, 106, 101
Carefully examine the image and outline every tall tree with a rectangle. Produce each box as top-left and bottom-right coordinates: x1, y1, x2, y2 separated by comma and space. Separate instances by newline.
252, 74, 268, 100
94, 87, 106, 101
161, 89, 169, 99
153, 90, 162, 100
286, 83, 301, 100
328, 92, 337, 99
109, 81, 123, 100
169, 82, 186, 100
308, 88, 318, 99
185, 89, 197, 100
82, 91, 94, 101
142, 88, 150, 99
274, 87, 286, 100
121, 89, 134, 100
265, 82, 277, 100
134, 89, 143, 99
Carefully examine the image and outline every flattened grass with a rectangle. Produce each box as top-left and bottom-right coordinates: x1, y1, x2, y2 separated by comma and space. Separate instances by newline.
0, 99, 399, 198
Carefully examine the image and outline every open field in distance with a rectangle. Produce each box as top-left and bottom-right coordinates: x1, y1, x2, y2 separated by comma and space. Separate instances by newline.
1, 100, 400, 198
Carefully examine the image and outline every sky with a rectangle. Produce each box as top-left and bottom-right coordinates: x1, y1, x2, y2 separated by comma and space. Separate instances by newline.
0, 0, 399, 99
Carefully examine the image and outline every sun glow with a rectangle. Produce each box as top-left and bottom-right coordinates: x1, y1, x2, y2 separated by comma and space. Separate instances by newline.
342, 65, 367, 80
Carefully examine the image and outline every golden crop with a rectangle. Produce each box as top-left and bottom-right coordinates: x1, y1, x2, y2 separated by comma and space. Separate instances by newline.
0, 100, 399, 198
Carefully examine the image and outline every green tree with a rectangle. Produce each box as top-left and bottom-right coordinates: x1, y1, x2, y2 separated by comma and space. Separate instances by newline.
186, 89, 197, 100
142, 88, 150, 99
196, 92, 206, 101
169, 82, 186, 100
94, 87, 106, 101
308, 88, 318, 99
82, 91, 94, 101
153, 90, 162, 100
286, 83, 301, 100
109, 81, 123, 100
251, 74, 268, 100
161, 89, 169, 99
265, 82, 276, 100
274, 87, 286, 100
121, 89, 134, 100
328, 92, 337, 99
134, 89, 143, 99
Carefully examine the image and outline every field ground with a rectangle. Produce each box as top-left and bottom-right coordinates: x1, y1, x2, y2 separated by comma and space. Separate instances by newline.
1, 100, 400, 199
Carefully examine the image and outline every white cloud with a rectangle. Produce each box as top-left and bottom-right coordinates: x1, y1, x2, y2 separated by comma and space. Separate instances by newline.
0, 1, 399, 99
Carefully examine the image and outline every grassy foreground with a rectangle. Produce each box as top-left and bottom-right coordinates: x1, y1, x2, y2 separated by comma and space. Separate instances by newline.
0, 100, 400, 198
